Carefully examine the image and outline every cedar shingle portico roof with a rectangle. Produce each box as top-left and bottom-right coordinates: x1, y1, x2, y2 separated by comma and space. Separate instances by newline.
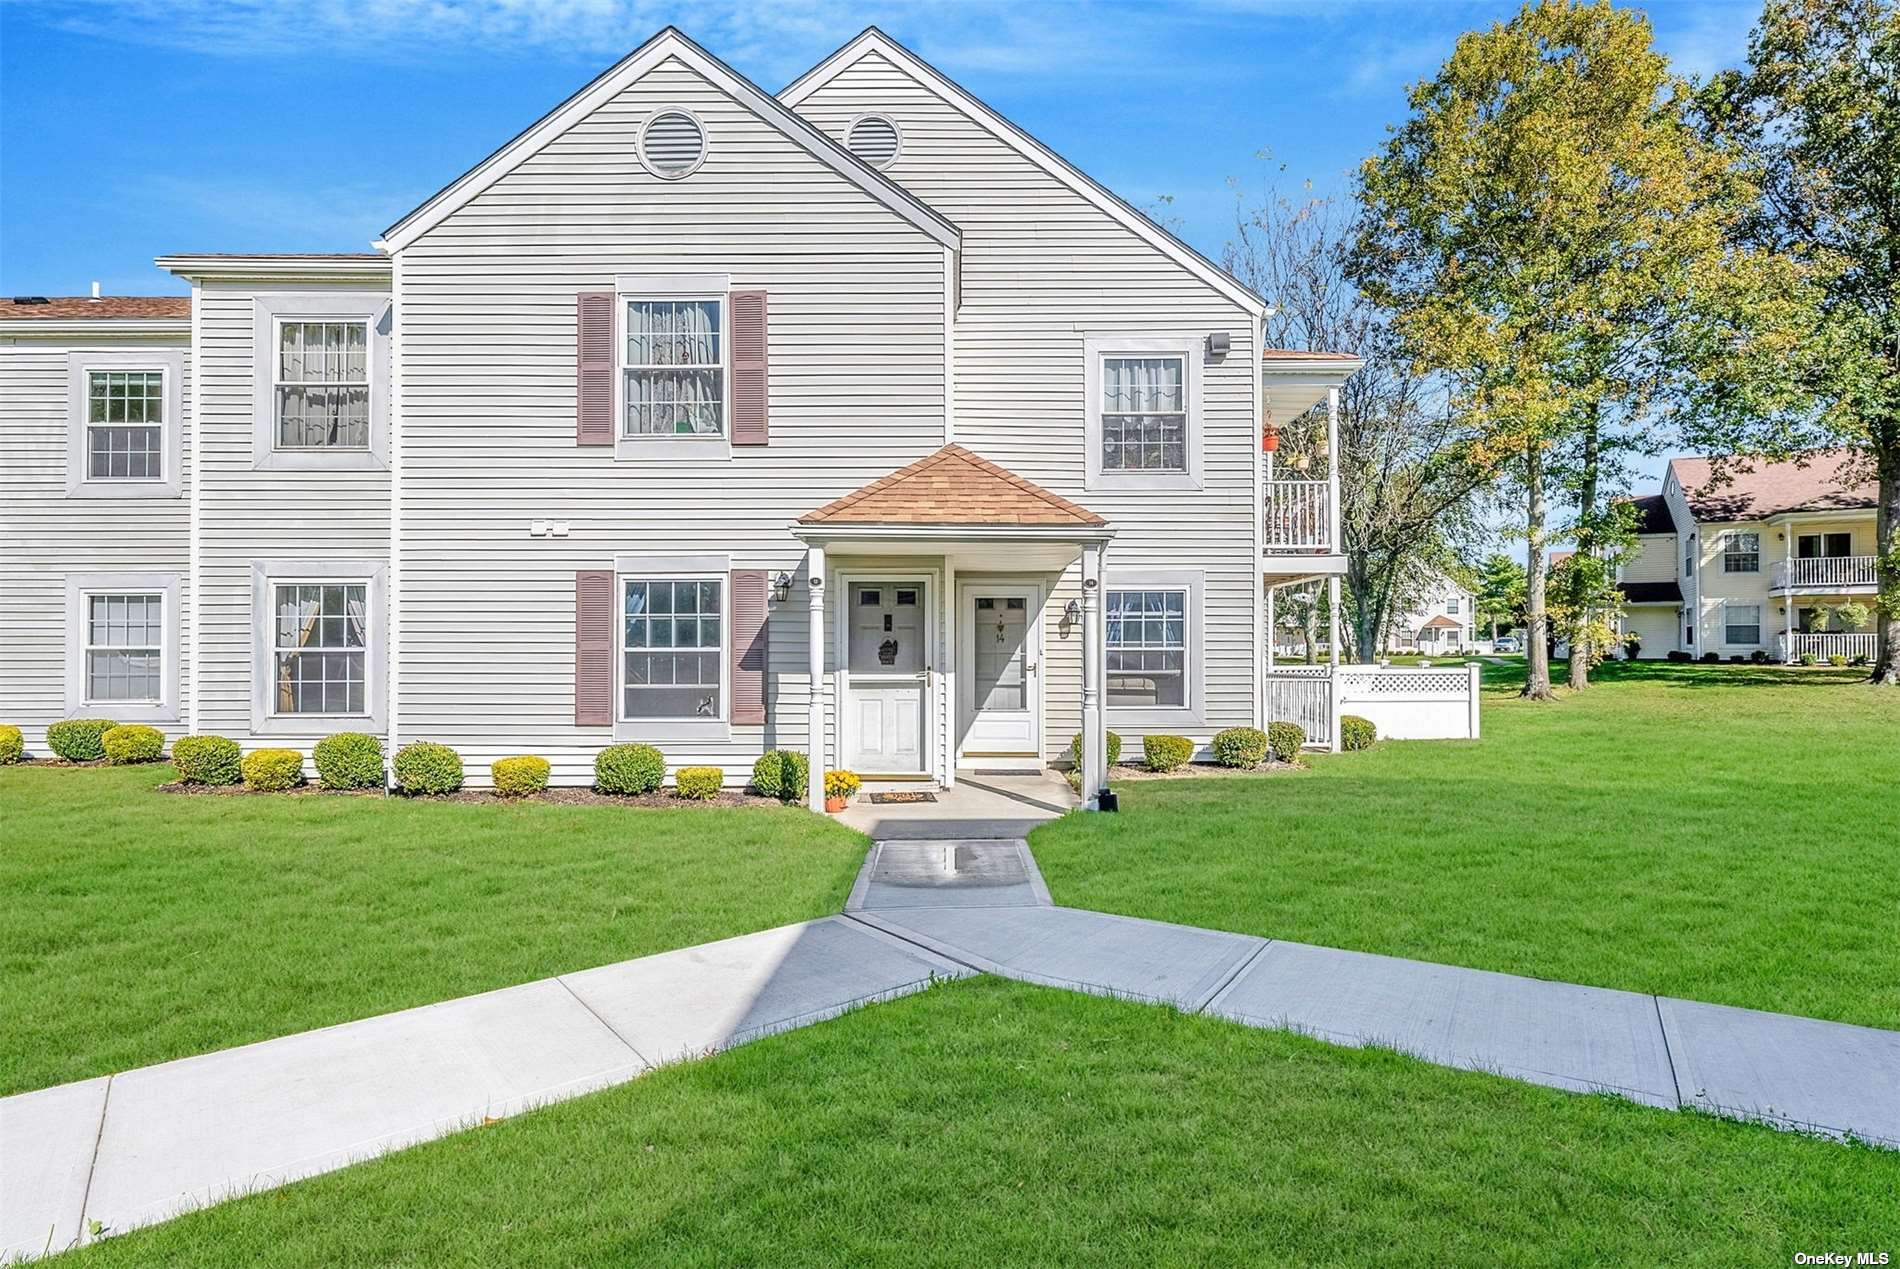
798, 444, 1107, 529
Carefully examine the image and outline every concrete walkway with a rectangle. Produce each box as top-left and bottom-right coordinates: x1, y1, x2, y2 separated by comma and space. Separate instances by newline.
847, 840, 1900, 1148
7, 833, 1898, 1261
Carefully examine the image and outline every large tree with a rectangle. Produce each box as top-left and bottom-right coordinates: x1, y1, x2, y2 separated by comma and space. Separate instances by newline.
1354, 0, 1777, 698
1225, 177, 1487, 660
1698, 0, 1900, 683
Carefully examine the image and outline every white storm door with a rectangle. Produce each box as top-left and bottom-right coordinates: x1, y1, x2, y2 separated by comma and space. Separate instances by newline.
959, 585, 1041, 759
844, 580, 928, 774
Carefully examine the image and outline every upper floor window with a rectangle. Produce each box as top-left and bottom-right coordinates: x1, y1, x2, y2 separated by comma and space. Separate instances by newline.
1721, 531, 1760, 573
1446, 596, 1461, 615
622, 576, 723, 720
276, 319, 369, 450
625, 299, 724, 436
1101, 356, 1186, 473
1797, 532, 1853, 559
86, 371, 165, 481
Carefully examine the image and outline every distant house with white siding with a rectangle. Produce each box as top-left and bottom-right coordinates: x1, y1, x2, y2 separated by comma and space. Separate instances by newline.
0, 26, 1361, 808
1388, 570, 1476, 654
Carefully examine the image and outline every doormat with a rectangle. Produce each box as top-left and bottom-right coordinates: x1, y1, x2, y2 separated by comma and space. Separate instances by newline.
869, 791, 938, 804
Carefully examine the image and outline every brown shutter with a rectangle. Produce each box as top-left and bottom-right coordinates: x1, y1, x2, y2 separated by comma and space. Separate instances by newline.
575, 569, 614, 725
730, 290, 768, 446
576, 292, 615, 445
730, 569, 769, 725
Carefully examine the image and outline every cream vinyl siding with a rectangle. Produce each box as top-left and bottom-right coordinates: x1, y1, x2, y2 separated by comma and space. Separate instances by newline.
0, 334, 193, 749
1623, 605, 1680, 658
1623, 534, 1677, 583
794, 49, 1260, 756
193, 281, 392, 749
395, 55, 948, 785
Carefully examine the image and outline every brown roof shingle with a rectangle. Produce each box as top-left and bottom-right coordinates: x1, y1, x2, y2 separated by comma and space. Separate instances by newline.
1670, 450, 1876, 522
799, 444, 1107, 528
4, 296, 189, 320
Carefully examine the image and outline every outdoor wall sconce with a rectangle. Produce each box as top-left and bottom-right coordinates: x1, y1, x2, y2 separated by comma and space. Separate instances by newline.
773, 571, 794, 603
1065, 599, 1082, 623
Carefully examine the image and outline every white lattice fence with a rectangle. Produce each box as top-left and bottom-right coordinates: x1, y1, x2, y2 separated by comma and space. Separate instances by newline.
1337, 664, 1482, 741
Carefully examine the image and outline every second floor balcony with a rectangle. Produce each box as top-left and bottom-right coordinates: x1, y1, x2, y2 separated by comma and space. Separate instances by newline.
1770, 555, 1879, 592
1263, 477, 1334, 553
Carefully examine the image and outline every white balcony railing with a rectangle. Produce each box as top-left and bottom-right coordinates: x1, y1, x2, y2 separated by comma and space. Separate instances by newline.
1263, 479, 1332, 552
1779, 631, 1879, 662
1771, 556, 1878, 591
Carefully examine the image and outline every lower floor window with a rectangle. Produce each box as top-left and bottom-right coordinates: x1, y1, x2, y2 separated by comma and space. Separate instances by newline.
623, 577, 722, 719
85, 592, 162, 702
1724, 603, 1762, 646
273, 582, 367, 714
1105, 589, 1186, 708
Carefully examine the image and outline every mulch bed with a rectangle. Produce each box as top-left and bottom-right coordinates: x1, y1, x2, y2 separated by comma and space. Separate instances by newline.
154, 781, 794, 809
14, 757, 112, 768
1106, 759, 1299, 782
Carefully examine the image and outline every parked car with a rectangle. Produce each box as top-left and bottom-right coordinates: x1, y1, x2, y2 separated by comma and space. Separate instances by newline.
1493, 635, 1521, 654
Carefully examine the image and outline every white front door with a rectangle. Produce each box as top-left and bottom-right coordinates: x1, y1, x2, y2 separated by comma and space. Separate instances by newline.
958, 584, 1041, 765
844, 580, 929, 775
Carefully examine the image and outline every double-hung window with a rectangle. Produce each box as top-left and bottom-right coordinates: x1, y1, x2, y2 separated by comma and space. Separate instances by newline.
1105, 589, 1187, 708
1721, 531, 1760, 573
1724, 602, 1762, 646
622, 577, 723, 720
83, 593, 163, 703
1100, 356, 1186, 473
86, 371, 165, 481
275, 319, 370, 450
624, 299, 725, 436
1797, 532, 1853, 559
272, 582, 368, 714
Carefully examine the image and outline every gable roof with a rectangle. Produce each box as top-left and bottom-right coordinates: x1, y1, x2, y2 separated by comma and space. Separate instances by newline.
1620, 493, 1677, 536
379, 27, 959, 254
1668, 450, 1876, 522
781, 27, 1265, 316
799, 445, 1106, 527
3, 296, 188, 320
1420, 615, 1464, 631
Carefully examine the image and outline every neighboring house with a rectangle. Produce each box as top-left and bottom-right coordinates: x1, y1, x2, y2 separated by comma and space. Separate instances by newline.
0, 27, 1360, 807
1388, 570, 1476, 653
1615, 450, 1879, 662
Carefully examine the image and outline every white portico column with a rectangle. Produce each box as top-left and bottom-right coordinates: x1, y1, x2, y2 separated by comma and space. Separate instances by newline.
1327, 574, 1343, 754
806, 544, 827, 812
1081, 541, 1106, 809
1784, 529, 1796, 661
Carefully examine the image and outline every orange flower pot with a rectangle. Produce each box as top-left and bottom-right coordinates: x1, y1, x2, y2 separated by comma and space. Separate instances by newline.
825, 795, 848, 813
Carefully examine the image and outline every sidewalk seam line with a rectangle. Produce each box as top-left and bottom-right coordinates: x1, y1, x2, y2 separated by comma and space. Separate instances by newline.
77, 1072, 113, 1244
1652, 994, 1686, 1109
554, 977, 654, 1070
841, 912, 988, 976
1195, 939, 1273, 1015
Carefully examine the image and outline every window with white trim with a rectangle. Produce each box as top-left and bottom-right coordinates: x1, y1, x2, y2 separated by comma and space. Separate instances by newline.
622, 577, 723, 720
1105, 589, 1187, 708
1446, 596, 1461, 615
271, 582, 368, 714
1100, 355, 1186, 473
624, 299, 724, 436
86, 371, 165, 480
1724, 602, 1762, 645
83, 593, 163, 703
275, 319, 370, 449
1720, 531, 1760, 573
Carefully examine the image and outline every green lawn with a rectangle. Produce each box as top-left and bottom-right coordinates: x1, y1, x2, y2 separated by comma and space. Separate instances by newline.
0, 764, 866, 1095
68, 978, 1898, 1267
1037, 660, 1900, 1028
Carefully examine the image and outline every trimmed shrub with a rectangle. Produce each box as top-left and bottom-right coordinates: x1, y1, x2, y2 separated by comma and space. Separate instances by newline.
596, 743, 665, 795
1142, 734, 1194, 773
172, 734, 241, 785
313, 732, 385, 790
46, 718, 116, 762
1266, 721, 1306, 763
1750, 650, 1769, 664
492, 755, 550, 798
1729, 654, 1746, 664
750, 749, 810, 802
1210, 726, 1269, 768
825, 768, 861, 801
1067, 730, 1124, 770
1666, 649, 1692, 663
241, 748, 305, 791
1700, 652, 1721, 664
1339, 715, 1377, 752
1798, 652, 1817, 666
394, 742, 464, 795
675, 766, 724, 800
102, 724, 165, 765
1828, 653, 1849, 667
0, 725, 23, 765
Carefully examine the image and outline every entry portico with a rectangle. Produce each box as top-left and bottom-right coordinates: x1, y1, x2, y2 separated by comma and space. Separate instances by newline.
792, 445, 1115, 813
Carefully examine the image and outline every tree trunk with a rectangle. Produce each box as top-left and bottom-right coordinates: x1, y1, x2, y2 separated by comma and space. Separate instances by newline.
1522, 445, 1556, 700
1302, 599, 1320, 666
1568, 417, 1601, 692
1874, 462, 1900, 685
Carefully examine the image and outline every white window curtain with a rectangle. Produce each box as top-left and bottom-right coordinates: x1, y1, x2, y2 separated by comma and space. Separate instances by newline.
626, 299, 724, 436
1101, 356, 1186, 472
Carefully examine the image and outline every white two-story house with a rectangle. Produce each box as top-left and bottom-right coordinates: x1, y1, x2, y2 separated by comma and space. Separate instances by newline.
0, 27, 1359, 808
1616, 450, 1880, 662
1387, 569, 1476, 654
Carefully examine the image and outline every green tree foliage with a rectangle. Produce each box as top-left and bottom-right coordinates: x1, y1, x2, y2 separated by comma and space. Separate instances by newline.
1473, 554, 1528, 641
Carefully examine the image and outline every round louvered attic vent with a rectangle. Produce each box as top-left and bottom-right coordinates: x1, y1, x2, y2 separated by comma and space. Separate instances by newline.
846, 115, 901, 169
639, 109, 707, 179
